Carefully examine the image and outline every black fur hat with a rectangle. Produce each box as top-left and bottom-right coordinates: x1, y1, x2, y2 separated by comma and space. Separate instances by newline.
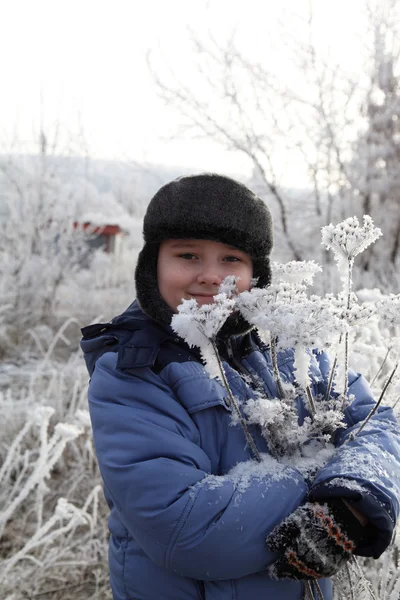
135, 173, 273, 334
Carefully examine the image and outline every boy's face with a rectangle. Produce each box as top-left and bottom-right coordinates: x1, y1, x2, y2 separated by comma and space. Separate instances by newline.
157, 239, 253, 312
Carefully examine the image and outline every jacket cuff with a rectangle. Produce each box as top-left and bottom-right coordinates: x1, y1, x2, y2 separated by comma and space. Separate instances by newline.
309, 481, 395, 558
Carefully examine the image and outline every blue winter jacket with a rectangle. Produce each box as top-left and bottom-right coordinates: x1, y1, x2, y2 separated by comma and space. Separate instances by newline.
81, 301, 400, 600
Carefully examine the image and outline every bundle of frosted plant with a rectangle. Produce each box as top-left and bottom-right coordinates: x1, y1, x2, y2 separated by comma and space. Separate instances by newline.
232, 266, 346, 459
171, 218, 394, 467
0, 405, 83, 539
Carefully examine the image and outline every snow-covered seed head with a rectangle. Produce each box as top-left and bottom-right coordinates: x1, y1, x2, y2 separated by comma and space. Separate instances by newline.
321, 215, 382, 260
172, 294, 235, 344
171, 292, 236, 379
326, 292, 377, 327
54, 422, 83, 440
272, 261, 322, 285
55, 498, 87, 524
377, 294, 400, 329
55, 498, 78, 519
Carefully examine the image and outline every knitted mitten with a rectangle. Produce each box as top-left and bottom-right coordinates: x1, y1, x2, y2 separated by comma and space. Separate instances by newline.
266, 499, 365, 580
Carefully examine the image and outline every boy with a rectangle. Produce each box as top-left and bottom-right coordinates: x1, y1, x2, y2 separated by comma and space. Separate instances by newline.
81, 174, 400, 600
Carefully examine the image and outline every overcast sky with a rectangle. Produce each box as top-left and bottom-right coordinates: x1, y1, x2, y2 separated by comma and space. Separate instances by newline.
1, 0, 368, 177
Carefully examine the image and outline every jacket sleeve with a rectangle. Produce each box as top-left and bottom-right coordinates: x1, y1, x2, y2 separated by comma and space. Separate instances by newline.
88, 352, 309, 581
310, 365, 400, 558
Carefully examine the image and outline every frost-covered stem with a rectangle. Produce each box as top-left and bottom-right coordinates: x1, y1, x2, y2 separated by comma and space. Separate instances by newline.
0, 509, 84, 581
354, 364, 398, 438
36, 483, 45, 532
342, 258, 354, 400
346, 259, 353, 304
324, 351, 339, 403
394, 545, 399, 569
31, 317, 80, 379
315, 581, 325, 600
351, 556, 377, 600
370, 347, 390, 387
307, 580, 324, 600
211, 341, 261, 463
342, 331, 349, 401
0, 429, 72, 537
270, 337, 285, 399
305, 582, 314, 600
0, 420, 32, 484
345, 562, 355, 600
305, 385, 317, 416
392, 395, 400, 411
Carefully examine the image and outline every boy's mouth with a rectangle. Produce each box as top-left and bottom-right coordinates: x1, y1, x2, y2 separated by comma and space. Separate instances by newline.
189, 293, 217, 304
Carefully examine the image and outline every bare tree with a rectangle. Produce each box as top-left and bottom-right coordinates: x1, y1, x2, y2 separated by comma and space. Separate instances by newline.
346, 0, 400, 278
148, 0, 400, 287
148, 33, 306, 261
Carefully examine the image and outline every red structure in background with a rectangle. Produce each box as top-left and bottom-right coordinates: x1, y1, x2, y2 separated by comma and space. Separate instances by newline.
74, 222, 123, 253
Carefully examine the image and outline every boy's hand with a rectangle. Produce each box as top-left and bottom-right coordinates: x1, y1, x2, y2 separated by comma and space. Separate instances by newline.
266, 499, 365, 580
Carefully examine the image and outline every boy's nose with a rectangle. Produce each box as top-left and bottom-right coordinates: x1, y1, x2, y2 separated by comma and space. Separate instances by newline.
196, 269, 222, 286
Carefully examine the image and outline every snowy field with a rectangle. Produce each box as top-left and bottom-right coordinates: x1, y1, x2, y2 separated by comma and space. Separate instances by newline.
0, 346, 111, 599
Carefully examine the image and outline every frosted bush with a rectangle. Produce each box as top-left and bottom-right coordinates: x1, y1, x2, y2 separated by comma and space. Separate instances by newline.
0, 338, 110, 598
0, 155, 141, 359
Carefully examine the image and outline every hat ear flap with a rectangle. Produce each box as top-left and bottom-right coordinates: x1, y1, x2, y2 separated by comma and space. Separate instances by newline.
135, 243, 174, 326
253, 257, 272, 289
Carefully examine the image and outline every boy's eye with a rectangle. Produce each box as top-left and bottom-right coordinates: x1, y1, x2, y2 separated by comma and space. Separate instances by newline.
224, 256, 241, 262
179, 253, 197, 260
